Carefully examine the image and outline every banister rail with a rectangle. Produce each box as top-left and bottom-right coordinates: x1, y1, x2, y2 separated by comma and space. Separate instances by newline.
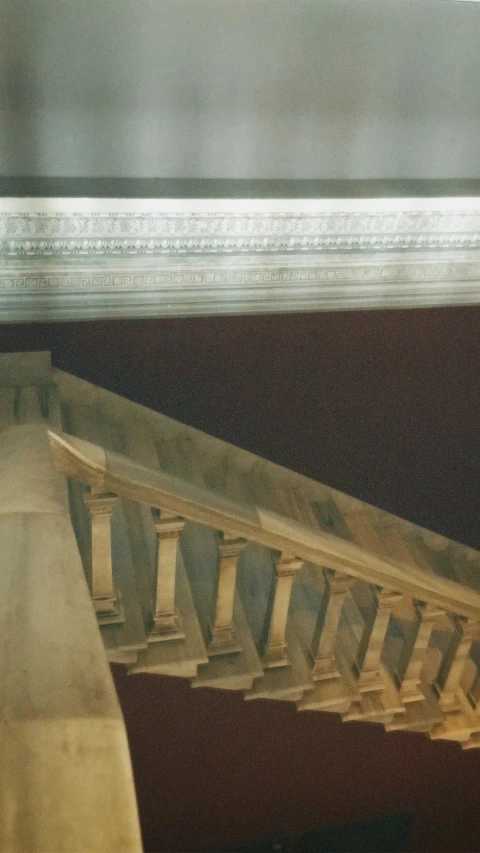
48, 428, 480, 620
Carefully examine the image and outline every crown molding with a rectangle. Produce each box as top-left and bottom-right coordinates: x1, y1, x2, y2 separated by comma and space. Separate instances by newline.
1, 196, 480, 321
3, 196, 480, 257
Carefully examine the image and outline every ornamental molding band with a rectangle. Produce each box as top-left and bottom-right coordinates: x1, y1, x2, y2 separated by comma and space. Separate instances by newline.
1, 196, 480, 321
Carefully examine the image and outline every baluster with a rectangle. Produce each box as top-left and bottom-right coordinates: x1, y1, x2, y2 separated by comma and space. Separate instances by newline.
396, 602, 445, 702
339, 584, 405, 723
83, 489, 123, 622
208, 532, 246, 655
310, 569, 353, 680
150, 510, 185, 640
297, 568, 356, 713
263, 552, 303, 668
354, 586, 403, 692
436, 616, 480, 711
427, 616, 480, 743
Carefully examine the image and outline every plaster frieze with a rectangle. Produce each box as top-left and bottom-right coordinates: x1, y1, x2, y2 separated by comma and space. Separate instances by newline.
1, 196, 480, 320
2, 197, 480, 257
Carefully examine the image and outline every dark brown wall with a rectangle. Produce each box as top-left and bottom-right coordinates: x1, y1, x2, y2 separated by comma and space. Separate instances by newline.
1, 306, 479, 851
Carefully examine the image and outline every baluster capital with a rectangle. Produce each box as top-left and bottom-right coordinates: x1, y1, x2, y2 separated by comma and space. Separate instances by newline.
153, 511, 185, 538
217, 531, 247, 560
373, 586, 404, 610
83, 490, 118, 515
323, 568, 354, 595
273, 552, 304, 577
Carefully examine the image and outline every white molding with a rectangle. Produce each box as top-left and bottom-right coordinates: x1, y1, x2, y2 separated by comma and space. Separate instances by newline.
2, 196, 480, 321
4, 196, 480, 213
2, 197, 480, 257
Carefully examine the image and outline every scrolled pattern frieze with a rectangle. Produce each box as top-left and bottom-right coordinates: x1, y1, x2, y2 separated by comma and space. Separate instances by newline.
2, 196, 480, 320
2, 198, 480, 257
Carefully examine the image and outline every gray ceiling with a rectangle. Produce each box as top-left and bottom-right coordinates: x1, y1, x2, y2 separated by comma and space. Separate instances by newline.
2, 0, 480, 180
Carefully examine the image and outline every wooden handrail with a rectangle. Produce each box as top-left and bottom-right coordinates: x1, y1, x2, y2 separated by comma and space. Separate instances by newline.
48, 428, 480, 620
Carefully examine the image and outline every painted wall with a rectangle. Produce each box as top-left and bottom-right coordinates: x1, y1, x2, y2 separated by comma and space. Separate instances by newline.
2, 0, 480, 179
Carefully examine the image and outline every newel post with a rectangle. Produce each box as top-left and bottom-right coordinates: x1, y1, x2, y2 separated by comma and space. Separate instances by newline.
0, 424, 142, 853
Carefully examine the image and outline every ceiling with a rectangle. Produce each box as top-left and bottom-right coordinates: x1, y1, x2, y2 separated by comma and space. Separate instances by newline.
3, 0, 480, 179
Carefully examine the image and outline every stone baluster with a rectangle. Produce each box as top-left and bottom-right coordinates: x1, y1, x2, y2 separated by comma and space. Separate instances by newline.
83, 489, 122, 622
263, 552, 303, 668
355, 586, 403, 692
208, 532, 246, 655
310, 569, 353, 680
150, 510, 185, 640
396, 602, 445, 702
436, 616, 480, 711
427, 616, 480, 743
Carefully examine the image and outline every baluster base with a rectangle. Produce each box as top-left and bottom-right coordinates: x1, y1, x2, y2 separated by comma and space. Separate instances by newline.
207, 621, 243, 656
94, 591, 125, 625
149, 609, 185, 642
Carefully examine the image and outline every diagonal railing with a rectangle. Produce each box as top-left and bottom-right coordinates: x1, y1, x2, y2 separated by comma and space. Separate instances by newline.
48, 428, 480, 620
47, 425, 480, 747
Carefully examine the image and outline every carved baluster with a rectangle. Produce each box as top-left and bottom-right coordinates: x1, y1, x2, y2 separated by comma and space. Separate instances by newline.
263, 553, 303, 668
427, 616, 480, 743
208, 533, 246, 655
310, 569, 353, 680
396, 602, 445, 702
341, 585, 405, 724
150, 511, 185, 640
436, 616, 480, 710
355, 587, 403, 692
342, 511, 400, 692
83, 490, 122, 621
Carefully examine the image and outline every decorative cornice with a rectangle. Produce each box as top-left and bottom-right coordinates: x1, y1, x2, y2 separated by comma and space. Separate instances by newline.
2, 252, 480, 321
2, 197, 480, 257
2, 197, 480, 320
